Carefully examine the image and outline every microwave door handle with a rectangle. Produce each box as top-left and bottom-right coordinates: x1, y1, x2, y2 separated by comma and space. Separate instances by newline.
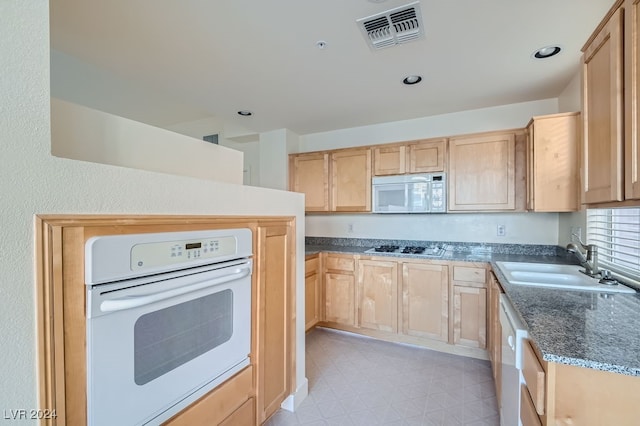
99, 265, 251, 313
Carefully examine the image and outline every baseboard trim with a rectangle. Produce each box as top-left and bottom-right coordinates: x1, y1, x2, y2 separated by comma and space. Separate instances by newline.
280, 378, 309, 412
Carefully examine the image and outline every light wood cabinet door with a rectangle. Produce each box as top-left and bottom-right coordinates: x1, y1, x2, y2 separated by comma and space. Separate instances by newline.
526, 113, 580, 212
255, 225, 293, 423
330, 148, 372, 212
323, 254, 357, 326
488, 273, 503, 402
324, 272, 356, 326
407, 139, 446, 173
448, 133, 515, 211
358, 259, 398, 333
401, 262, 449, 342
374, 145, 406, 175
452, 285, 487, 349
289, 153, 330, 212
582, 6, 624, 204
305, 255, 320, 331
219, 397, 255, 426
626, 0, 640, 200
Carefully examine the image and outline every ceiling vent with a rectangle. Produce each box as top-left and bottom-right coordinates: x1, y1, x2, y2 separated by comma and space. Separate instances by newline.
357, 1, 424, 50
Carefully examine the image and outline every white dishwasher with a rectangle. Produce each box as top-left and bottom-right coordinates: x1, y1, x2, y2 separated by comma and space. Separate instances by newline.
499, 294, 529, 426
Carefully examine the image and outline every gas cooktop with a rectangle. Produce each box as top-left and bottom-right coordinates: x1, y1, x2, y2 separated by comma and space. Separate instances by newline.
364, 245, 446, 258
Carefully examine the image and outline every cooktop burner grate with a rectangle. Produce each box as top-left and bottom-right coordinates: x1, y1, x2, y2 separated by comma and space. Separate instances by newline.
365, 245, 446, 257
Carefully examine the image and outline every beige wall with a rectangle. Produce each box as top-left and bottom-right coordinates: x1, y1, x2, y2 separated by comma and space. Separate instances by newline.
51, 99, 244, 184
0, 3, 305, 422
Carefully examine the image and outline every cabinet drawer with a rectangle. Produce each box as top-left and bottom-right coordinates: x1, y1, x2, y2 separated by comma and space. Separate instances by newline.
522, 340, 545, 415
305, 256, 319, 277
164, 366, 253, 425
324, 255, 355, 272
520, 384, 542, 426
219, 397, 255, 426
452, 265, 486, 286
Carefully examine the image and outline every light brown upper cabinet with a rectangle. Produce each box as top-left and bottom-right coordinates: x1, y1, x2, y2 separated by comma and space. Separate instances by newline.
373, 145, 406, 175
526, 113, 580, 212
582, 1, 625, 204
289, 152, 330, 212
330, 148, 372, 212
372, 138, 446, 176
448, 132, 516, 211
407, 138, 446, 173
625, 0, 640, 200
289, 147, 372, 213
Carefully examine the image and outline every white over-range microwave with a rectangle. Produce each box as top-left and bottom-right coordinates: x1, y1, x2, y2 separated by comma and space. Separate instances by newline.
372, 172, 446, 213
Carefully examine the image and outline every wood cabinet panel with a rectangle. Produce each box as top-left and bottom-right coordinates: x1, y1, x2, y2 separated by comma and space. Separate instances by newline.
401, 262, 448, 341
582, 6, 624, 204
449, 133, 516, 211
218, 397, 255, 426
452, 286, 487, 349
452, 265, 486, 286
520, 385, 542, 426
325, 255, 355, 272
289, 153, 330, 211
164, 367, 253, 426
324, 272, 356, 326
330, 148, 372, 212
255, 225, 293, 423
488, 273, 503, 402
305, 255, 320, 331
626, 0, 640, 200
526, 113, 580, 212
374, 145, 406, 175
523, 340, 546, 416
358, 259, 398, 332
407, 139, 446, 173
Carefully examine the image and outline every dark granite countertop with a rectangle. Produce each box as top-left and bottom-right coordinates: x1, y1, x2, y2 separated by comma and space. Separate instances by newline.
306, 237, 640, 376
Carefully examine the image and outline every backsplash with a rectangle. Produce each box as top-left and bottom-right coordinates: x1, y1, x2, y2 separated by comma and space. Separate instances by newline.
305, 236, 566, 256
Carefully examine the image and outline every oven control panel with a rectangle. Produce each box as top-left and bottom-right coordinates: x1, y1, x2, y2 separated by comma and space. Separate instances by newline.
130, 236, 237, 271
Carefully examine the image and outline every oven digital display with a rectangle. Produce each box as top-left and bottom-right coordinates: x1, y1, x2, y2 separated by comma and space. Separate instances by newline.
185, 242, 202, 250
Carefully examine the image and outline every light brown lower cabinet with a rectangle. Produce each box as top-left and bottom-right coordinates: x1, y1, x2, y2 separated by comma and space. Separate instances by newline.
219, 397, 255, 426
323, 253, 357, 326
522, 338, 640, 425
164, 367, 254, 426
319, 255, 488, 359
451, 264, 488, 349
487, 272, 503, 402
358, 258, 398, 332
305, 254, 320, 331
255, 224, 294, 424
401, 262, 449, 341
452, 285, 487, 349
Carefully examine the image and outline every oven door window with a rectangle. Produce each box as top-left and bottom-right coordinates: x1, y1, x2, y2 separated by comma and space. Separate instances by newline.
134, 289, 233, 385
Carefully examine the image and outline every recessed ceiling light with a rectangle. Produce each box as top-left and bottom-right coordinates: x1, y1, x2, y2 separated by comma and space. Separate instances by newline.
316, 40, 327, 49
532, 45, 562, 59
237, 110, 252, 116
403, 75, 422, 85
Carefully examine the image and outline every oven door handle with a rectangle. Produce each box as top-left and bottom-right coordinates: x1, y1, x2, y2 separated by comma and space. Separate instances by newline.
99, 265, 251, 313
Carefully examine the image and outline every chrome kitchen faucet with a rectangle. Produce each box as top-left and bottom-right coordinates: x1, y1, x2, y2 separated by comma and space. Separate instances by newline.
566, 233, 600, 277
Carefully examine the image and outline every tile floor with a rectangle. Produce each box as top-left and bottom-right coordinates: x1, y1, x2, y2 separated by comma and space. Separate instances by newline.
266, 327, 499, 426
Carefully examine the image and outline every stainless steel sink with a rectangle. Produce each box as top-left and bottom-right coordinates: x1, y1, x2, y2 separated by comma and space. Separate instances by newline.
495, 262, 636, 294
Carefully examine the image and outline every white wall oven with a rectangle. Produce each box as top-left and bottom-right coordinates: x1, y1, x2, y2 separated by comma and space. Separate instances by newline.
85, 229, 253, 426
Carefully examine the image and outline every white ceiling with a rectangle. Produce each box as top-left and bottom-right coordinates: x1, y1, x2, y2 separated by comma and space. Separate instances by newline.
50, 0, 613, 136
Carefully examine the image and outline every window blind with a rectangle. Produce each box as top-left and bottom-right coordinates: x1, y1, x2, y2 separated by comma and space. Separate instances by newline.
587, 208, 640, 281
